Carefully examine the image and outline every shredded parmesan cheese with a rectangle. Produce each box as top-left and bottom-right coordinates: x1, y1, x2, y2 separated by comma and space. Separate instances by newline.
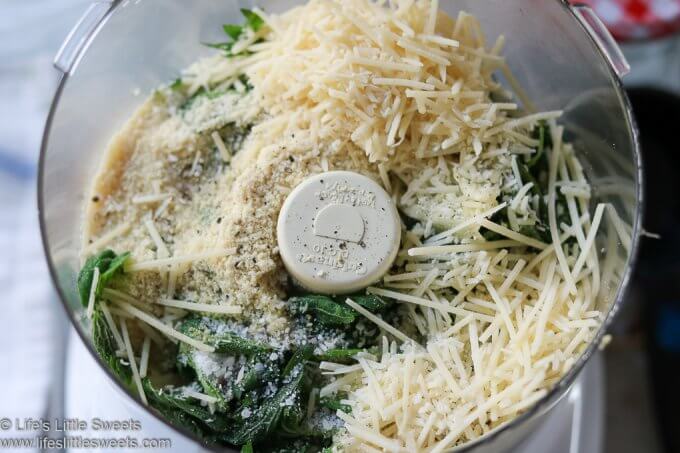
86, 267, 100, 319
139, 336, 151, 378
120, 319, 148, 405
157, 299, 242, 315
125, 249, 237, 272
117, 302, 215, 352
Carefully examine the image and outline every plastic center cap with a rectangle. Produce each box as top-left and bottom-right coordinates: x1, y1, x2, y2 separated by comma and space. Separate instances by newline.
277, 171, 401, 294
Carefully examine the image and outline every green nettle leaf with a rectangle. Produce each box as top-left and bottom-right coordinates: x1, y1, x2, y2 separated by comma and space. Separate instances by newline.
241, 9, 264, 32
178, 316, 271, 355
524, 122, 552, 194
314, 348, 365, 364
480, 195, 552, 244
196, 368, 230, 409
481, 120, 568, 246
518, 160, 541, 195
348, 294, 391, 312
176, 342, 229, 408
240, 442, 254, 453
100, 251, 130, 288
319, 397, 351, 414
227, 372, 300, 444
278, 347, 315, 438
518, 224, 551, 244
224, 24, 244, 40
77, 249, 130, 307
226, 347, 312, 446
179, 340, 282, 414
206, 9, 265, 57
204, 42, 235, 53
92, 306, 131, 386
145, 380, 233, 433
210, 332, 269, 355
282, 345, 313, 377
289, 295, 356, 326
143, 380, 211, 438
527, 121, 549, 168
232, 354, 282, 400
78, 249, 114, 306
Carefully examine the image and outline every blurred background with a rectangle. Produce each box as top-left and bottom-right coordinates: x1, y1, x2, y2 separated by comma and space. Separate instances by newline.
0, 0, 678, 452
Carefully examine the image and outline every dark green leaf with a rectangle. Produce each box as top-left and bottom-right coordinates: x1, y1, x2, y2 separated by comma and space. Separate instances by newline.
99, 252, 129, 289
225, 349, 309, 445
204, 41, 234, 53
92, 306, 131, 386
206, 8, 266, 64
555, 191, 574, 241
77, 249, 115, 306
178, 316, 271, 355
213, 332, 269, 355
280, 347, 315, 438
283, 345, 313, 377
207, 9, 264, 59
180, 340, 281, 411
241, 9, 264, 32
168, 390, 232, 433
77, 249, 129, 307
233, 353, 282, 400
348, 294, 391, 312
177, 342, 230, 407
289, 295, 356, 326
318, 397, 351, 414
527, 121, 548, 168
314, 348, 364, 364
224, 24, 244, 40
143, 379, 212, 438
480, 195, 551, 244
146, 380, 233, 433
480, 206, 507, 242
518, 161, 541, 196
534, 121, 553, 151
518, 224, 550, 243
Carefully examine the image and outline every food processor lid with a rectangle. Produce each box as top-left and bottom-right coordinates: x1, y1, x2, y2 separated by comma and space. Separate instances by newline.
277, 171, 401, 294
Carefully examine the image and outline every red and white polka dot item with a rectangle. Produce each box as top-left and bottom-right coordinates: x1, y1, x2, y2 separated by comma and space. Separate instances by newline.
575, 0, 680, 41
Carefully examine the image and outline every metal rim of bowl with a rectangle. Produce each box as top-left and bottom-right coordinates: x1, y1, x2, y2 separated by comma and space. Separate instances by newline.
37, 0, 644, 451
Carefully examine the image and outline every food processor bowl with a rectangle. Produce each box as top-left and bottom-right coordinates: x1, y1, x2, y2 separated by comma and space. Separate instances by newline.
39, 0, 642, 451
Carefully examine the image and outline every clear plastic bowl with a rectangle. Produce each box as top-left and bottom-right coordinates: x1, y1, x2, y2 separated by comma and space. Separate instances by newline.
39, 0, 642, 451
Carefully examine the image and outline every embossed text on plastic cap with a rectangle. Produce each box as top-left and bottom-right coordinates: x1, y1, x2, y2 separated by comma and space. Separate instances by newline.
277, 171, 401, 294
